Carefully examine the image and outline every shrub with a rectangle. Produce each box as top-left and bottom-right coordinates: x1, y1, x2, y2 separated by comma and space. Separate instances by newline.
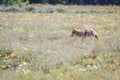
1, 6, 25, 12
0, 0, 29, 7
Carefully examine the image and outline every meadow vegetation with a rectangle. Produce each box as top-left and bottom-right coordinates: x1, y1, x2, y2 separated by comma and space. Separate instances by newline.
0, 5, 120, 80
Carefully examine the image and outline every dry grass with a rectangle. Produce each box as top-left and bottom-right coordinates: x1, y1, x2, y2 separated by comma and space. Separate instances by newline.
0, 5, 120, 80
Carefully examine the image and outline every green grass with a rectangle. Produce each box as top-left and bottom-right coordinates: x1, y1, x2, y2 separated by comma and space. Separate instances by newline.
0, 5, 120, 80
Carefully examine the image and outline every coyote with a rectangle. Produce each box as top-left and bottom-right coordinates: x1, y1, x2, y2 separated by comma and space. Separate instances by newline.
70, 28, 98, 39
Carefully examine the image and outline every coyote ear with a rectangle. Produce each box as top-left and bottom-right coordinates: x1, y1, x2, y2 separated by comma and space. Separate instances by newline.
73, 29, 75, 31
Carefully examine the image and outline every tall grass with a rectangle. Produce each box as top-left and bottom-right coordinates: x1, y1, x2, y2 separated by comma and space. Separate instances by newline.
0, 5, 120, 80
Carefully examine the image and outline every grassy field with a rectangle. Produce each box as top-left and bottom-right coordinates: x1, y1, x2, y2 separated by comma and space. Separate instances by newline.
0, 5, 120, 80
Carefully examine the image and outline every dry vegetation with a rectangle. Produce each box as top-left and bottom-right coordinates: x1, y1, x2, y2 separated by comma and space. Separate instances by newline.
0, 5, 120, 80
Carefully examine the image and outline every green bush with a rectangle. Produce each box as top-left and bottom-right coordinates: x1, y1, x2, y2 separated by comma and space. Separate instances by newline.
0, 6, 25, 12
0, 0, 29, 7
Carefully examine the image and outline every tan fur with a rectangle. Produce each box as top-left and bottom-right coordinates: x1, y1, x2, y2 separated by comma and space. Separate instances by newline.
70, 28, 98, 39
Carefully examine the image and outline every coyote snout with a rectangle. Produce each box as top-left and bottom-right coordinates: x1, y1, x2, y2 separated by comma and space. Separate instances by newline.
70, 28, 98, 39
